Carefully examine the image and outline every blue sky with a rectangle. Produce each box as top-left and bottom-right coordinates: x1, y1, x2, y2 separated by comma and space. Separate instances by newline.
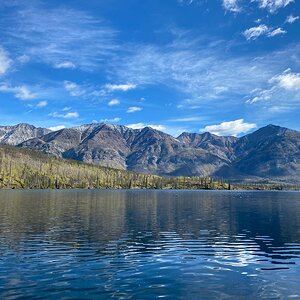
0, 0, 299, 136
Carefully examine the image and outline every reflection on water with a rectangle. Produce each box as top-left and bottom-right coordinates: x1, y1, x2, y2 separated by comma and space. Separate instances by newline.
0, 190, 300, 299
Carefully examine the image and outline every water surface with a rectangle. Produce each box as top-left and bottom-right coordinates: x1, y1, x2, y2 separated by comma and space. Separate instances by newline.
0, 190, 300, 299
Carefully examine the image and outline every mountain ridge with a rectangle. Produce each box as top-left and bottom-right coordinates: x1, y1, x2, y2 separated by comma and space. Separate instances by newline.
1, 122, 299, 182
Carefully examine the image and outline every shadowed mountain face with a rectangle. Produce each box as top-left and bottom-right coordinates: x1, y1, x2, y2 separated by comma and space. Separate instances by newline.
232, 125, 300, 179
1, 123, 300, 182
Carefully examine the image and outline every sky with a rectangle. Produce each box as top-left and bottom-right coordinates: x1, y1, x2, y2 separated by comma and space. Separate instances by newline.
0, 0, 300, 137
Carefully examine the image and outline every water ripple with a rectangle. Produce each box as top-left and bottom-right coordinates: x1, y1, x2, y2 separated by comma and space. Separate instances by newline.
0, 190, 300, 299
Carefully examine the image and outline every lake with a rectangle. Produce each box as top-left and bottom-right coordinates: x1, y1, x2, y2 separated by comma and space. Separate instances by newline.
0, 190, 300, 299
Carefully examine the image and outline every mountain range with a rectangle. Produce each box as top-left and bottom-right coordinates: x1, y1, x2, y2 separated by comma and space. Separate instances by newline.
0, 122, 299, 182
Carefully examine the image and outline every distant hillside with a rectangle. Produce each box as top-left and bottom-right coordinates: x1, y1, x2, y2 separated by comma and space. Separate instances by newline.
1, 122, 299, 183
0, 144, 229, 190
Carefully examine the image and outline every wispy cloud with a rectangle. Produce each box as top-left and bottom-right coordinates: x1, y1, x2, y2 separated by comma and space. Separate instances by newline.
64, 81, 84, 97
270, 69, 300, 90
14, 86, 36, 100
64, 112, 79, 119
177, 0, 201, 5
127, 106, 142, 113
221, 0, 295, 14
105, 83, 137, 92
111, 37, 295, 109
286, 15, 299, 24
222, 0, 241, 12
243, 25, 269, 40
0, 1, 298, 129
1, 5, 117, 71
49, 111, 79, 119
255, 0, 294, 13
200, 119, 257, 136
17, 54, 30, 64
54, 61, 76, 69
62, 107, 71, 111
168, 116, 204, 122
247, 69, 300, 113
243, 25, 286, 40
36, 100, 47, 108
0, 84, 36, 99
108, 99, 120, 106
267, 27, 286, 37
100, 117, 121, 123
0, 47, 11, 75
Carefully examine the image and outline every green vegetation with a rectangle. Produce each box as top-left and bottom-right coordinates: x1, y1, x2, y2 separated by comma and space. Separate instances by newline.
0, 144, 229, 190
1, 144, 298, 190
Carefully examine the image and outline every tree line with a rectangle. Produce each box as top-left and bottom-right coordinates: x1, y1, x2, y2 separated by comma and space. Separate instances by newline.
0, 144, 230, 190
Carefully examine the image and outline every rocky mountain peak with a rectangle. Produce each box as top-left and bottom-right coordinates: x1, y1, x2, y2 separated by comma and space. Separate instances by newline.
0, 123, 50, 146
1, 122, 299, 182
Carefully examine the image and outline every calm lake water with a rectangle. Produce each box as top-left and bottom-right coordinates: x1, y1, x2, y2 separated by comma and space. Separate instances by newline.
0, 190, 300, 299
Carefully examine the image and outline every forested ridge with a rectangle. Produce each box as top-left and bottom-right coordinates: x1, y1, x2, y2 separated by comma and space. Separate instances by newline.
0, 144, 230, 190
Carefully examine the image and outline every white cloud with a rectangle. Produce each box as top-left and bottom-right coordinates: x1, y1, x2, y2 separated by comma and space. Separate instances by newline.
126, 106, 142, 113
48, 125, 65, 131
110, 35, 300, 113
286, 15, 299, 24
222, 0, 241, 12
200, 119, 257, 136
4, 6, 117, 71
15, 86, 36, 99
105, 83, 137, 92
243, 25, 286, 40
36, 100, 47, 108
168, 117, 203, 122
214, 86, 229, 94
267, 27, 286, 37
0, 47, 12, 75
114, 40, 270, 106
108, 99, 120, 106
64, 81, 83, 97
49, 111, 79, 119
101, 117, 121, 123
54, 61, 76, 69
243, 25, 269, 40
270, 69, 300, 90
219, 0, 294, 14
247, 88, 273, 103
0, 84, 36, 100
62, 106, 71, 111
256, 0, 294, 13
64, 112, 79, 118
126, 123, 166, 131
247, 69, 300, 113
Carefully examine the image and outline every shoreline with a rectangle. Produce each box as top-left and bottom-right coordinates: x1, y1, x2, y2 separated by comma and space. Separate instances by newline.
1, 185, 299, 191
